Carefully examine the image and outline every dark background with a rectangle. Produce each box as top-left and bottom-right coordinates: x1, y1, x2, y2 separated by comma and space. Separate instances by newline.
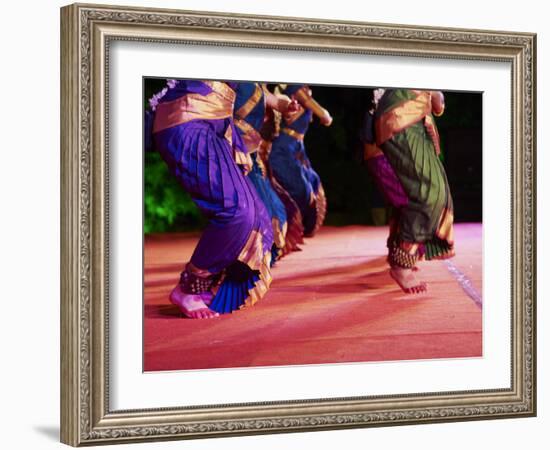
144, 79, 482, 233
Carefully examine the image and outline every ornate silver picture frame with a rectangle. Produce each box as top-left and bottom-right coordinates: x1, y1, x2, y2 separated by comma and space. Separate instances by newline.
60, 3, 536, 446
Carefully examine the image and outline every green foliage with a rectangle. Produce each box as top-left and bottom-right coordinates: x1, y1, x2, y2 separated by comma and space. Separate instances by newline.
144, 151, 205, 233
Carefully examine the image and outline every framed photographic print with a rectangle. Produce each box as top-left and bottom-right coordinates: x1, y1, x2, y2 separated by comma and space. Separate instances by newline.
60, 2, 536, 446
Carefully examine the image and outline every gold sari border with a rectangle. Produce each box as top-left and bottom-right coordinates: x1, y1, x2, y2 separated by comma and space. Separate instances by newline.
363, 143, 384, 160
234, 149, 253, 175
281, 127, 305, 141
235, 230, 273, 309
435, 207, 454, 245
203, 80, 237, 103
153, 82, 236, 133
235, 118, 262, 153
375, 91, 431, 146
282, 208, 304, 255
423, 114, 442, 155
235, 83, 264, 120
272, 217, 287, 249
313, 185, 327, 236
258, 139, 272, 164
153, 92, 232, 133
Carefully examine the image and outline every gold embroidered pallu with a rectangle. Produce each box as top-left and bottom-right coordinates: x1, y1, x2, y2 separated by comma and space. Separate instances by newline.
281, 127, 305, 141
234, 83, 264, 121
153, 81, 236, 133
375, 90, 442, 154
235, 118, 263, 153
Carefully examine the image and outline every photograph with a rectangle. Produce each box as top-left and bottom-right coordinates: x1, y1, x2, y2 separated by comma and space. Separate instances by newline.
143, 79, 483, 372
57, 2, 537, 446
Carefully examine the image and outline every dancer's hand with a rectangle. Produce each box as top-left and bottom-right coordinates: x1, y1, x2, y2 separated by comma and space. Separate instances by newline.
294, 88, 333, 126
265, 91, 297, 114
285, 98, 300, 113
275, 94, 298, 114
319, 111, 333, 126
430, 90, 445, 116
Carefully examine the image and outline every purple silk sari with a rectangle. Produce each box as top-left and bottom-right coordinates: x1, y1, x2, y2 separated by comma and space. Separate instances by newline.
152, 80, 274, 313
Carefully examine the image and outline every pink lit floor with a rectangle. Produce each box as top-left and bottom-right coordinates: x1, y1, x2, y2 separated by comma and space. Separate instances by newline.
144, 224, 482, 371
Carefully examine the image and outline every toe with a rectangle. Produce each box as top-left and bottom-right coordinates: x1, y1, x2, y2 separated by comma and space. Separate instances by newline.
202, 308, 219, 319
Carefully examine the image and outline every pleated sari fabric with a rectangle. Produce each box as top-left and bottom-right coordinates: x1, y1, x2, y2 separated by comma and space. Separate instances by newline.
258, 139, 305, 256
269, 84, 327, 237
234, 83, 288, 263
374, 89, 454, 260
152, 80, 274, 313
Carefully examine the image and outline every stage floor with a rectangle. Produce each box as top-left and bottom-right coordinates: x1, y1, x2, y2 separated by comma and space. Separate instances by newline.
144, 224, 482, 371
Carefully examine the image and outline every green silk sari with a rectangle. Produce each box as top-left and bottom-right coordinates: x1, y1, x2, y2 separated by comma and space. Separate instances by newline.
375, 89, 454, 260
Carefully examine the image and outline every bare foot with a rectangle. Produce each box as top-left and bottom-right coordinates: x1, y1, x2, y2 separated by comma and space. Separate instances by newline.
389, 267, 427, 294
199, 292, 214, 306
169, 286, 219, 319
